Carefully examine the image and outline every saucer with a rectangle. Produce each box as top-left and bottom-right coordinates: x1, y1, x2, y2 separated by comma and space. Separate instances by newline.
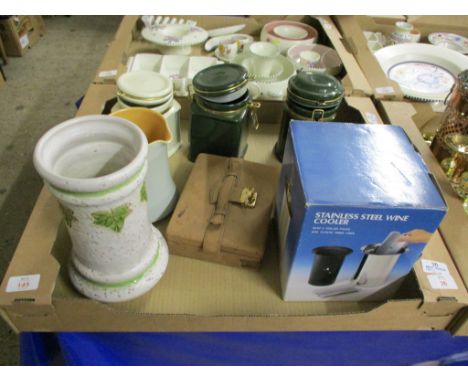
117, 71, 173, 105
204, 33, 253, 52
238, 56, 284, 81
232, 52, 295, 100
428, 32, 468, 54
233, 52, 295, 82
214, 47, 238, 63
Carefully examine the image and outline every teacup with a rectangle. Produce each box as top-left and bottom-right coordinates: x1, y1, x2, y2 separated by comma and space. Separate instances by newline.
298, 51, 321, 68
367, 40, 384, 52
408, 29, 421, 43
219, 39, 244, 59
390, 31, 413, 45
395, 21, 413, 34
249, 41, 281, 59
248, 42, 281, 79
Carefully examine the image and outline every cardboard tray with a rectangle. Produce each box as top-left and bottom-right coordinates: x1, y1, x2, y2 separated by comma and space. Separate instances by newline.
332, 15, 468, 101
377, 100, 468, 335
1, 83, 467, 333
92, 15, 373, 123
377, 101, 468, 289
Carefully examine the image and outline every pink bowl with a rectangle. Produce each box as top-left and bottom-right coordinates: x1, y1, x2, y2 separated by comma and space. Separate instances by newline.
287, 43, 343, 76
261, 20, 318, 53
263, 20, 318, 41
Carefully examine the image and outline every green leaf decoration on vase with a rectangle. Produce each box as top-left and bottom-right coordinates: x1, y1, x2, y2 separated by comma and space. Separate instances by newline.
92, 204, 132, 233
59, 203, 77, 228
140, 183, 148, 202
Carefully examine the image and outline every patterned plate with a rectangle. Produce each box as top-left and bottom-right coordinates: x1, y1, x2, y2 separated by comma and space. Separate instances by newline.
141, 24, 208, 47
375, 43, 468, 102
428, 32, 468, 55
388, 62, 455, 99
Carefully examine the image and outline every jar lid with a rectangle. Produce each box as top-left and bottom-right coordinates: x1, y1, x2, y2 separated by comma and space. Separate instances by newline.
194, 90, 251, 113
288, 71, 344, 106
193, 64, 248, 97
117, 71, 173, 100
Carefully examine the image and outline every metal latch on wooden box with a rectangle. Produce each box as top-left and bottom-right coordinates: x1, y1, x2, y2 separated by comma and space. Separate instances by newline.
238, 187, 257, 208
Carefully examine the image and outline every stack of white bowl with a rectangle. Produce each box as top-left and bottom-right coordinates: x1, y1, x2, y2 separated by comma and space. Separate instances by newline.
116, 70, 182, 157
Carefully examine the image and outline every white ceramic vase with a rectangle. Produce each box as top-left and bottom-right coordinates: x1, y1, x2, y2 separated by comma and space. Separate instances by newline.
33, 115, 169, 302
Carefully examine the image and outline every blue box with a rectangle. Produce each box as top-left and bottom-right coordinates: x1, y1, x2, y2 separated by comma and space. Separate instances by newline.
276, 121, 447, 301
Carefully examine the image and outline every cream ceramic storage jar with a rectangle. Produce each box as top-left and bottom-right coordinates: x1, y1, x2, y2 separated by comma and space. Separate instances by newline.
117, 70, 181, 156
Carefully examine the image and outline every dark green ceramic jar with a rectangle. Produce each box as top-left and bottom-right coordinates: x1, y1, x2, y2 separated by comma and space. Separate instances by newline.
275, 71, 344, 161
189, 94, 254, 161
189, 64, 258, 162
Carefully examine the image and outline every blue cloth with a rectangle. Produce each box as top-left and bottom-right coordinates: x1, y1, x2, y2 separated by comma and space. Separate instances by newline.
20, 331, 468, 366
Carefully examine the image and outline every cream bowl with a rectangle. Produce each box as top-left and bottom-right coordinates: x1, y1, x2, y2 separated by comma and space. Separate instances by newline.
273, 25, 309, 40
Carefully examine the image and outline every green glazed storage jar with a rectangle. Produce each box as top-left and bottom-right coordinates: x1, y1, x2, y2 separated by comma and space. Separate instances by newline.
275, 70, 344, 161
189, 64, 259, 162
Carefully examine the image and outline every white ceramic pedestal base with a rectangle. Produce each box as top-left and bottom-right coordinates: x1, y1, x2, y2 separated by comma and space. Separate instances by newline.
68, 226, 169, 303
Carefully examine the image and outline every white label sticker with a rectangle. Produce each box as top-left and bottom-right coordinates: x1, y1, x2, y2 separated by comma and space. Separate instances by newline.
365, 112, 379, 124
98, 69, 118, 78
19, 34, 30, 49
375, 86, 395, 95
6, 274, 40, 293
427, 273, 458, 290
421, 259, 449, 275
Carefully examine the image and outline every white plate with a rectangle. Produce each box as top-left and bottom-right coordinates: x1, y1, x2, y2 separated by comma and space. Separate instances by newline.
141, 24, 208, 47
117, 71, 173, 100
204, 33, 254, 52
428, 32, 468, 55
374, 43, 468, 102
